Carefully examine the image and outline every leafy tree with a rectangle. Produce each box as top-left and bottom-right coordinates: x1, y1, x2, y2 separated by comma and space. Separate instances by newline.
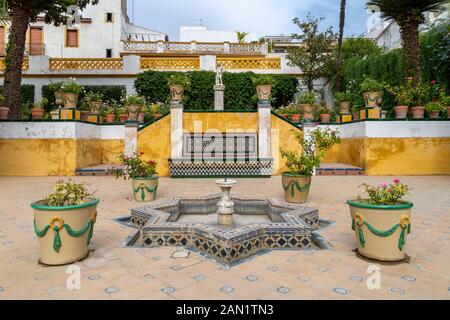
335, 0, 347, 92
340, 38, 383, 60
3, 0, 99, 118
235, 31, 249, 43
287, 14, 337, 92
367, 0, 447, 84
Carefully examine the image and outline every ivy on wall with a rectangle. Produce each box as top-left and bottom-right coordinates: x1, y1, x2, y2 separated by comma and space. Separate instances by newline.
135, 70, 298, 110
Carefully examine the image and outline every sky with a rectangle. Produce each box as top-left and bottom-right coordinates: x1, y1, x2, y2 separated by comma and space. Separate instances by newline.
128, 0, 371, 41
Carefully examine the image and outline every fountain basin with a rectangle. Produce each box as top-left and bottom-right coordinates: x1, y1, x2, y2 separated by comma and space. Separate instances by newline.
130, 195, 325, 264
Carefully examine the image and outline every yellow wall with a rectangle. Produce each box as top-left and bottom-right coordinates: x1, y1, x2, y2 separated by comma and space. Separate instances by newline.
183, 112, 259, 133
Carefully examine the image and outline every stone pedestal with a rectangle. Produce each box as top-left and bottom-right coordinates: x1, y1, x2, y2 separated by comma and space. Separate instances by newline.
216, 179, 237, 226
258, 101, 272, 158
214, 85, 225, 111
170, 101, 184, 159
125, 121, 138, 157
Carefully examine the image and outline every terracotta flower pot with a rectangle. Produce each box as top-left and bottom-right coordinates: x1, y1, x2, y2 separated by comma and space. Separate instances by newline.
290, 114, 301, 122
320, 113, 331, 123
394, 106, 409, 119
105, 114, 115, 123
54, 91, 64, 107
80, 110, 90, 121
89, 101, 102, 115
281, 173, 312, 204
347, 199, 412, 262
363, 91, 383, 108
339, 101, 351, 114
132, 177, 159, 202
169, 85, 185, 102
429, 111, 440, 119
31, 108, 45, 120
127, 104, 141, 121
256, 85, 273, 101
32, 197, 99, 265
411, 106, 425, 119
0, 106, 9, 120
119, 114, 128, 123
138, 112, 145, 124
300, 104, 315, 120
63, 93, 79, 108
279, 114, 288, 119
154, 113, 162, 119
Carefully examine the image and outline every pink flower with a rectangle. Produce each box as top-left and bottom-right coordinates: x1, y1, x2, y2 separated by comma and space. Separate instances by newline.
431, 80, 437, 85
380, 182, 389, 189
394, 179, 400, 184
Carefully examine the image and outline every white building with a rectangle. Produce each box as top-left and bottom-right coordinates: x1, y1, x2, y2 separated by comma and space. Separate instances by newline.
180, 26, 258, 43
0, 0, 167, 58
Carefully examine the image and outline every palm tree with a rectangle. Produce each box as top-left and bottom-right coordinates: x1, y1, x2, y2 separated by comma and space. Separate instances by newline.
236, 31, 249, 43
367, 0, 447, 84
335, 0, 347, 92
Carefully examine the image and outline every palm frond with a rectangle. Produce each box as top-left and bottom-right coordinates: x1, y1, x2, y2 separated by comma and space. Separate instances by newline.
366, 0, 448, 21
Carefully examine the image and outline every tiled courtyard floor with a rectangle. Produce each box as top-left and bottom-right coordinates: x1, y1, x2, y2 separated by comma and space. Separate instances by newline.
0, 176, 449, 300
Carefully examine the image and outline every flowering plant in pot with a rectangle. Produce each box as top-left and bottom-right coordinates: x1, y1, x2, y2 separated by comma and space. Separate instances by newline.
347, 179, 412, 262
168, 73, 190, 102
276, 106, 290, 119
85, 91, 103, 114
286, 104, 301, 122
122, 95, 146, 121
425, 101, 445, 119
316, 103, 332, 123
0, 94, 8, 120
410, 84, 429, 119
78, 101, 91, 121
335, 92, 352, 114
360, 78, 384, 108
386, 83, 412, 119
48, 81, 64, 107
116, 107, 128, 123
281, 128, 341, 203
252, 74, 276, 101
31, 180, 99, 265
102, 105, 116, 123
31, 98, 48, 120
297, 92, 317, 120
61, 80, 83, 108
110, 154, 158, 202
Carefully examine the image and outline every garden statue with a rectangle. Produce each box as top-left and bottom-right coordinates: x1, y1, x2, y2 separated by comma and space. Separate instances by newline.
215, 65, 223, 86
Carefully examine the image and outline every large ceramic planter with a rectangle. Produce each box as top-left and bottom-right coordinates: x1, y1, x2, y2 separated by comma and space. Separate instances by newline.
339, 101, 351, 114
169, 85, 185, 102
31, 197, 99, 265
63, 93, 79, 108
31, 108, 45, 120
411, 106, 425, 119
300, 104, 315, 121
363, 92, 382, 109
394, 106, 409, 119
132, 176, 159, 202
281, 173, 312, 204
54, 91, 64, 107
347, 199, 413, 262
0, 106, 9, 120
89, 101, 102, 115
256, 85, 273, 101
127, 104, 141, 121
429, 111, 440, 119
320, 113, 331, 123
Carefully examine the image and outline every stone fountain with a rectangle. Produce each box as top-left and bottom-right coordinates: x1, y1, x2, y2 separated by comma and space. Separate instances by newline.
216, 178, 237, 226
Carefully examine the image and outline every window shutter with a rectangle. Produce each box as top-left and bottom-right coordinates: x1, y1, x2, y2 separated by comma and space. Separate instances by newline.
0, 27, 5, 56
66, 29, 78, 47
29, 27, 43, 55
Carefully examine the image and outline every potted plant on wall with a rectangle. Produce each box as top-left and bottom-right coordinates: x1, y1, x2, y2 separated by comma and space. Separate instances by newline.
276, 106, 290, 119
0, 94, 8, 120
252, 74, 276, 101
31, 180, 99, 265
335, 92, 352, 114
116, 107, 128, 123
410, 84, 429, 119
347, 179, 412, 261
31, 98, 48, 120
61, 80, 83, 109
122, 95, 147, 122
297, 92, 317, 121
425, 101, 445, 119
317, 103, 332, 123
102, 105, 116, 124
110, 154, 158, 202
79, 101, 90, 121
386, 83, 412, 119
48, 81, 64, 108
288, 104, 301, 122
168, 73, 190, 102
281, 128, 341, 203
360, 78, 384, 109
85, 91, 103, 115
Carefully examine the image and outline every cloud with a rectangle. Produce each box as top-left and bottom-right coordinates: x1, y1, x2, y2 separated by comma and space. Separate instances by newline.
130, 0, 369, 40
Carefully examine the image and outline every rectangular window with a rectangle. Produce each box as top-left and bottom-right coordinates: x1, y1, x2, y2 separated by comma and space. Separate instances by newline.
66, 29, 78, 47
0, 26, 5, 56
29, 27, 44, 55
106, 49, 112, 58
106, 12, 114, 22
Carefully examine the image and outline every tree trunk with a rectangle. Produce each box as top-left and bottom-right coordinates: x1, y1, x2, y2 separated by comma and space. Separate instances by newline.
4, 1, 30, 119
399, 21, 421, 84
335, 0, 346, 92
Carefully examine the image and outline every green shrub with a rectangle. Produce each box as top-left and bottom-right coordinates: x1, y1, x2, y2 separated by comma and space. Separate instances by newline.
335, 92, 352, 102
425, 101, 445, 113
360, 78, 384, 93
168, 73, 191, 87
252, 74, 276, 86
0, 85, 35, 106
297, 92, 316, 104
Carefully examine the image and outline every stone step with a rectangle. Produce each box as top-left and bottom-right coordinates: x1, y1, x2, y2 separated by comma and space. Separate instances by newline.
76, 164, 122, 176
317, 163, 365, 176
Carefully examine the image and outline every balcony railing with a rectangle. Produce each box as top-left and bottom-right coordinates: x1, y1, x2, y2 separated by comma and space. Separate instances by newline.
217, 57, 281, 70
0, 58, 29, 70
140, 57, 200, 70
123, 40, 268, 55
49, 58, 124, 70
